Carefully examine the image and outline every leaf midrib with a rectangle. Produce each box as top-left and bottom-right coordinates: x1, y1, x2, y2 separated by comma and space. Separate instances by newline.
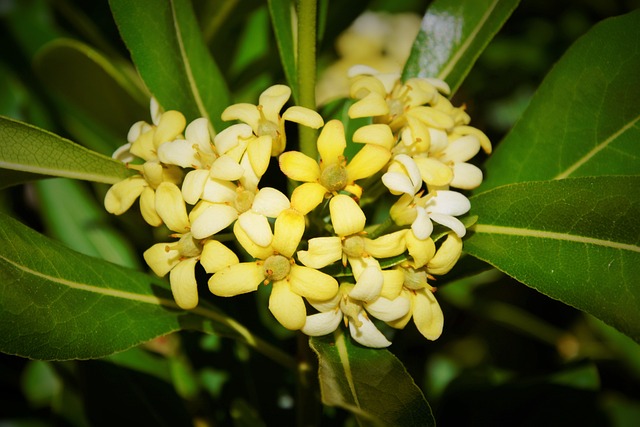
474, 224, 640, 252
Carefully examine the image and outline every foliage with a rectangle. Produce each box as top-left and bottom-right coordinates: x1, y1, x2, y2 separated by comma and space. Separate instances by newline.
0, 0, 639, 426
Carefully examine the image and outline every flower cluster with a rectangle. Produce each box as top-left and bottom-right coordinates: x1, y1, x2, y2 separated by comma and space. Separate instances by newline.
104, 72, 490, 348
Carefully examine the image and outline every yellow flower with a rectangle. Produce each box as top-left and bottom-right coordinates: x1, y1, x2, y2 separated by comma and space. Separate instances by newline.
222, 85, 324, 156
279, 120, 393, 213
209, 210, 338, 330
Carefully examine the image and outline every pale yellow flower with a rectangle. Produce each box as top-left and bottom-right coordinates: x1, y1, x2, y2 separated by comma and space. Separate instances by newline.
279, 120, 393, 213
222, 85, 324, 156
209, 210, 339, 330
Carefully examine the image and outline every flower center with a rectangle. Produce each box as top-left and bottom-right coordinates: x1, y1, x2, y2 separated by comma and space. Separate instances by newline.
319, 163, 348, 192
263, 254, 291, 282
342, 235, 365, 258
178, 232, 202, 258
339, 286, 363, 327
234, 188, 255, 213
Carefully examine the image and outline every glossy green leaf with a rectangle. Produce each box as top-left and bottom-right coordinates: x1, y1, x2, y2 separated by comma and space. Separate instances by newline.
34, 38, 148, 135
464, 177, 640, 342
309, 332, 435, 427
0, 212, 295, 367
109, 0, 230, 131
0, 116, 133, 184
35, 178, 140, 269
267, 0, 298, 102
402, 0, 520, 94
479, 10, 640, 191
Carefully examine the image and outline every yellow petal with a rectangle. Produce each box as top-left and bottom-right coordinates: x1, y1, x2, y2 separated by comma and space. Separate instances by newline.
379, 268, 405, 300
413, 288, 444, 340
269, 280, 306, 330
221, 103, 260, 131
414, 157, 453, 187
427, 232, 462, 275
279, 151, 321, 182
233, 220, 273, 260
252, 187, 290, 217
346, 144, 391, 181
365, 295, 411, 322
407, 106, 454, 131
208, 262, 263, 297
297, 236, 342, 269
290, 182, 327, 215
247, 135, 272, 177
181, 169, 209, 205
130, 128, 155, 161
213, 123, 253, 155
329, 194, 365, 236
200, 240, 239, 273
348, 92, 389, 118
170, 258, 199, 309
272, 209, 305, 258
365, 230, 407, 258
104, 176, 146, 215
155, 182, 190, 233
349, 75, 387, 99
406, 233, 436, 268
143, 241, 180, 277
455, 125, 492, 154
282, 106, 324, 128
209, 155, 245, 181
386, 289, 414, 329
154, 110, 186, 147
190, 203, 237, 239
201, 178, 238, 203
350, 264, 383, 302
259, 85, 291, 120
317, 120, 346, 165
289, 265, 339, 301
139, 186, 162, 227
352, 124, 395, 150
237, 211, 273, 248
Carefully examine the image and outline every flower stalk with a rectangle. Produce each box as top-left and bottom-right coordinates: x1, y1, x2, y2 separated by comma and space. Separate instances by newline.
296, 0, 318, 159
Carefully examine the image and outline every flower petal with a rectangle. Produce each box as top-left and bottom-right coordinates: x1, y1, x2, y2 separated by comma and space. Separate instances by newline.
289, 265, 339, 301
157, 139, 198, 168
181, 169, 209, 204
104, 176, 146, 215
209, 155, 245, 181
413, 288, 444, 340
379, 268, 405, 300
345, 144, 391, 181
330, 194, 365, 236
443, 134, 481, 162
213, 123, 253, 155
247, 135, 272, 177
427, 232, 462, 275
348, 92, 389, 118
411, 208, 433, 240
317, 120, 346, 165
350, 264, 383, 302
279, 151, 321, 182
352, 124, 395, 150
269, 280, 306, 330
429, 213, 467, 238
290, 182, 327, 215
297, 236, 342, 269
140, 186, 162, 226
252, 187, 290, 217
428, 190, 471, 216
154, 183, 189, 233
221, 103, 260, 131
154, 110, 186, 147
450, 162, 483, 190
282, 106, 324, 128
201, 178, 238, 203
301, 310, 343, 336
272, 209, 305, 258
349, 313, 391, 348
406, 233, 436, 268
259, 85, 291, 120
237, 211, 273, 248
200, 240, 239, 273
190, 204, 238, 239
170, 258, 199, 310
365, 295, 411, 322
208, 262, 263, 297
365, 230, 407, 258
143, 241, 181, 277
414, 157, 453, 187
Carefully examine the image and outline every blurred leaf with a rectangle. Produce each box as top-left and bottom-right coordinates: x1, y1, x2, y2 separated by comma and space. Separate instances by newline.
464, 177, 640, 342
109, 0, 230, 131
0, 212, 294, 367
78, 360, 191, 427
20, 360, 61, 407
0, 169, 49, 190
310, 332, 435, 427
0, 116, 133, 185
104, 346, 172, 383
479, 10, 640, 191
267, 0, 298, 102
402, 0, 520, 94
35, 178, 140, 268
34, 39, 148, 135
230, 398, 267, 427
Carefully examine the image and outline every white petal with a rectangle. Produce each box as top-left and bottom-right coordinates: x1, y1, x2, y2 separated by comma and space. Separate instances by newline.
190, 204, 238, 239
349, 313, 391, 348
350, 265, 383, 302
428, 191, 470, 216
213, 123, 253, 154
382, 171, 416, 196
297, 237, 343, 269
429, 213, 467, 238
209, 155, 245, 181
181, 169, 209, 205
411, 208, 433, 240
252, 187, 290, 217
365, 295, 411, 322
201, 178, 238, 203
443, 134, 480, 162
393, 154, 421, 191
158, 139, 198, 168
301, 310, 343, 336
185, 118, 213, 153
450, 162, 483, 190
238, 211, 273, 247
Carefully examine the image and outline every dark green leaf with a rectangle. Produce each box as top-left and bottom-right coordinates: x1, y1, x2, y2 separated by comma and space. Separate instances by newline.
34, 38, 148, 136
109, 0, 230, 131
402, 0, 520, 94
309, 332, 435, 427
0, 116, 133, 184
0, 212, 295, 367
465, 177, 640, 342
267, 0, 298, 102
479, 10, 640, 191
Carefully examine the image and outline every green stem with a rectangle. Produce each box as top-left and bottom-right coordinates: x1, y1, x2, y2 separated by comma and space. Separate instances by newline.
296, 0, 318, 159
296, 332, 321, 427
368, 216, 395, 239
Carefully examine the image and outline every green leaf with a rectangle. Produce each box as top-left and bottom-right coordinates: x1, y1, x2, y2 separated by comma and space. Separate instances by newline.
309, 332, 435, 427
35, 178, 140, 269
402, 0, 520, 94
109, 0, 230, 131
34, 38, 148, 136
464, 177, 640, 342
0, 212, 295, 368
267, 0, 298, 102
479, 10, 640, 191
0, 116, 133, 184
